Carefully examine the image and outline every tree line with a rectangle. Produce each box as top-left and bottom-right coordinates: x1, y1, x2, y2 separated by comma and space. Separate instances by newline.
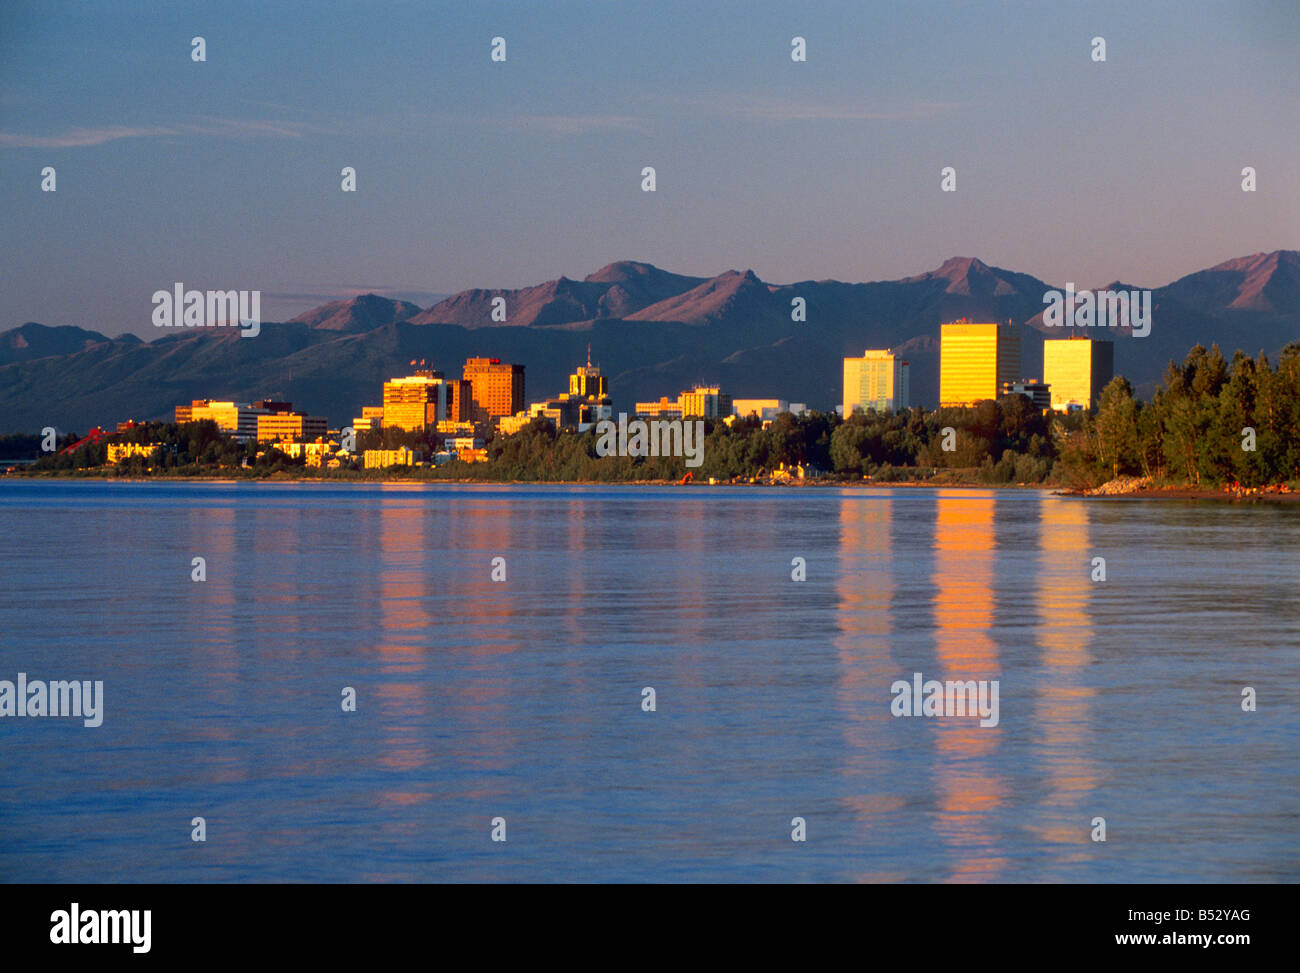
12, 343, 1299, 488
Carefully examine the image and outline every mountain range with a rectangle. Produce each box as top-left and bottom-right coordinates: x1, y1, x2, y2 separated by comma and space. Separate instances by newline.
2, 251, 1298, 434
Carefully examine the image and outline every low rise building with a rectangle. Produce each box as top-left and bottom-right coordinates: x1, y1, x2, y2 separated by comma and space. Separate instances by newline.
436, 420, 477, 437
281, 440, 339, 467
732, 398, 789, 420
497, 412, 535, 436
637, 385, 731, 419
176, 400, 268, 441
364, 446, 422, 469
106, 442, 161, 463
352, 406, 385, 433
1000, 380, 1052, 411
256, 411, 328, 443
635, 396, 683, 419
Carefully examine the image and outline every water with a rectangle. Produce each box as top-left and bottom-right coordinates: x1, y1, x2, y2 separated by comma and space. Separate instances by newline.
0, 480, 1296, 883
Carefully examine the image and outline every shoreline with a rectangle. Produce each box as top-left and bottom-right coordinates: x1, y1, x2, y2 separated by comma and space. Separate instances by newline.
4, 470, 1298, 502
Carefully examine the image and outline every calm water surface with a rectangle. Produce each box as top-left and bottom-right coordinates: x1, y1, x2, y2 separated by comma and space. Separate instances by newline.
0, 481, 1296, 882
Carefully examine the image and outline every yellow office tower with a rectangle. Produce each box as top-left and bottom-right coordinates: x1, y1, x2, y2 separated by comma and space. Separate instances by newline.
1043, 337, 1114, 411
940, 321, 1021, 406
843, 350, 909, 415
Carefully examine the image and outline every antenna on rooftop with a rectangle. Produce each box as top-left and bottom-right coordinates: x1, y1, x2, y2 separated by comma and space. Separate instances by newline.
586, 342, 592, 368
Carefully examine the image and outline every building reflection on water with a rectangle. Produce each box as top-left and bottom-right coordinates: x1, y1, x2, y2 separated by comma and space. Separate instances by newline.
1028, 494, 1097, 864
834, 488, 1100, 881
930, 491, 1007, 881
835, 492, 908, 880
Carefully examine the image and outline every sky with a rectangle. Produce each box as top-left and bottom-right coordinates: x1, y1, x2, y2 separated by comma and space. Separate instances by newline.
2, 0, 1297, 338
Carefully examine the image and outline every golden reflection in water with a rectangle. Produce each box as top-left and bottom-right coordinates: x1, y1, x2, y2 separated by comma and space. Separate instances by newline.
188, 501, 238, 708
558, 494, 592, 701
372, 487, 436, 788
664, 500, 713, 688
1028, 495, 1097, 858
931, 491, 1006, 881
403, 489, 523, 802
182, 501, 244, 787
834, 493, 908, 881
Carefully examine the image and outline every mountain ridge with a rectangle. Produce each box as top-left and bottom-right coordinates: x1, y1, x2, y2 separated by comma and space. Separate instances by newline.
2, 251, 1297, 433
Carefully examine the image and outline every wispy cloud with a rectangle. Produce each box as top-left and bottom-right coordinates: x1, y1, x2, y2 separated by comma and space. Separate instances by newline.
0, 95, 952, 150
701, 95, 963, 122
464, 99, 953, 136
0, 115, 323, 148
489, 113, 646, 136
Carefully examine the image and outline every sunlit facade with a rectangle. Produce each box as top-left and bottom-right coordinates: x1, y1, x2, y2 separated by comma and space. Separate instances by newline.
940, 322, 1021, 407
843, 349, 909, 414
1043, 337, 1114, 412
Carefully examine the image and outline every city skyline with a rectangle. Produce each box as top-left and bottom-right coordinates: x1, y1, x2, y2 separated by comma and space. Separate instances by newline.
44, 326, 1120, 465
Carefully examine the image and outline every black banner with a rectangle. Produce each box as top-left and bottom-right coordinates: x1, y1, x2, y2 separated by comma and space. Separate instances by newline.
0, 883, 1280, 960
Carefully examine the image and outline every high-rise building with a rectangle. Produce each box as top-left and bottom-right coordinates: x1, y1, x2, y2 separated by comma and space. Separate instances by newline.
569, 347, 608, 399
940, 321, 1021, 406
678, 385, 731, 419
463, 357, 525, 422
843, 350, 910, 415
382, 372, 446, 431
1043, 337, 1114, 411
445, 379, 474, 423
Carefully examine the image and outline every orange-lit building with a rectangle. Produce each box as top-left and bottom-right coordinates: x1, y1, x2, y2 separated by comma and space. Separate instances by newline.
353, 405, 386, 433
175, 400, 266, 441
382, 372, 445, 431
463, 357, 525, 422
634, 396, 682, 419
446, 378, 474, 423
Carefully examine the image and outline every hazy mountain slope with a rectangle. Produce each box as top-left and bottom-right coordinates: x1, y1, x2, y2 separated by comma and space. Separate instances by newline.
2, 252, 1297, 433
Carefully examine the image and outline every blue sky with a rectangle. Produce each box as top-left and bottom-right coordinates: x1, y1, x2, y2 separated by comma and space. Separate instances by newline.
2, 0, 1297, 337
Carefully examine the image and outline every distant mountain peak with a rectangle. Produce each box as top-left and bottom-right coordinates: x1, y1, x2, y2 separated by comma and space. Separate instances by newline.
900, 256, 1029, 298
5, 250, 1300, 434
0, 321, 117, 365
935, 256, 991, 277
1163, 249, 1300, 312
1208, 250, 1291, 274
290, 293, 420, 332
584, 260, 665, 283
